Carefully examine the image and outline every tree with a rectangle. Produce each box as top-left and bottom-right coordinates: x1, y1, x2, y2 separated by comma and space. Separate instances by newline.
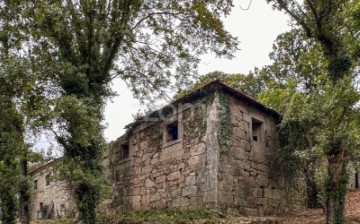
0, 1, 29, 223
256, 29, 327, 208
174, 70, 269, 99
0, 1, 57, 222
28, 1, 238, 223
266, 0, 360, 223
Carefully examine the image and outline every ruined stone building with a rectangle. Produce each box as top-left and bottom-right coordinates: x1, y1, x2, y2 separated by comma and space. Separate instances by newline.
35, 80, 360, 220
29, 159, 76, 220
100, 80, 287, 216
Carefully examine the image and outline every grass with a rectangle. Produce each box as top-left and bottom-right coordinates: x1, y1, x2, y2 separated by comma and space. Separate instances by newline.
96, 209, 224, 224
29, 191, 360, 224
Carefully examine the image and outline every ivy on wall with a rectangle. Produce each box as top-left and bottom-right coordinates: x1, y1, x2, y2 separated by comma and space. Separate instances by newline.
218, 92, 232, 153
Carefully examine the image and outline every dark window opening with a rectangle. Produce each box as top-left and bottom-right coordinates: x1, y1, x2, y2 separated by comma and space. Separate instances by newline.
60, 204, 65, 210
356, 173, 359, 189
45, 174, 51, 186
120, 145, 129, 160
34, 180, 38, 190
37, 202, 45, 219
252, 118, 262, 142
166, 121, 178, 142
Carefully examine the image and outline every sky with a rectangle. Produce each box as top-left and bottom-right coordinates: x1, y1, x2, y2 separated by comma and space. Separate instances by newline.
103, 0, 291, 142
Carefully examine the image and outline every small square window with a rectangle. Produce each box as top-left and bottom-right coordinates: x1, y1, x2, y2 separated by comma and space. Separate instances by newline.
45, 174, 51, 186
34, 180, 38, 190
60, 204, 65, 210
252, 118, 262, 142
166, 121, 178, 142
120, 145, 129, 160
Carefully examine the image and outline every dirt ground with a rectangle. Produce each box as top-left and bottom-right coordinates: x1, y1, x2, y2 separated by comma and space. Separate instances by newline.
245, 190, 360, 224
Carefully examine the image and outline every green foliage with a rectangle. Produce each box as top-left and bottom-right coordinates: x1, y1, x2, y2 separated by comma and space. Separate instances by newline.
22, 1, 239, 223
266, 0, 360, 221
0, 184, 17, 224
325, 161, 349, 224
218, 92, 232, 153
174, 71, 267, 100
0, 52, 24, 224
31, 0, 238, 102
75, 183, 98, 223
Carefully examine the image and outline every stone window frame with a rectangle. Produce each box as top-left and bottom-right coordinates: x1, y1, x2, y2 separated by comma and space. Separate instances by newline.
34, 179, 38, 190
251, 116, 265, 149
45, 174, 51, 186
162, 111, 183, 148
165, 121, 179, 141
119, 144, 130, 160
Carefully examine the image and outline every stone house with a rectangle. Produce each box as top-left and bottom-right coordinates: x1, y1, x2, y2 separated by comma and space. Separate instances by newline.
28, 80, 360, 221
29, 159, 76, 220
100, 80, 287, 216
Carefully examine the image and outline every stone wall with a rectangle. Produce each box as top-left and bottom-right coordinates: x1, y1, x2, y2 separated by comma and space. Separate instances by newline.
217, 94, 286, 216
348, 164, 360, 190
30, 163, 75, 220
129, 97, 218, 211
104, 91, 287, 215
29, 88, 288, 219
104, 96, 222, 212
100, 136, 132, 214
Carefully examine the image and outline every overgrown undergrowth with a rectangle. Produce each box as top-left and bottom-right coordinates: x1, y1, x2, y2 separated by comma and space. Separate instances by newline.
28, 191, 360, 224
31, 209, 228, 224
97, 209, 224, 223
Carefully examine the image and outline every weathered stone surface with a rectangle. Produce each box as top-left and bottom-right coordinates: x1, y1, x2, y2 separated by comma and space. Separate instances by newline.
234, 196, 247, 206
244, 208, 258, 216
185, 173, 196, 186
145, 178, 156, 188
166, 171, 179, 181
182, 186, 197, 197
190, 143, 206, 156
156, 175, 166, 184
253, 188, 263, 198
273, 189, 282, 200
241, 140, 251, 152
268, 198, 280, 208
264, 188, 273, 198
255, 198, 267, 205
257, 174, 268, 187
187, 155, 199, 166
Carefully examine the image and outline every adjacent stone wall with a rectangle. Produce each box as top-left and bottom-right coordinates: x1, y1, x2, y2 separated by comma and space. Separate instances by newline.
348, 163, 360, 189
217, 93, 286, 216
129, 98, 217, 211
100, 136, 132, 214
30, 164, 75, 220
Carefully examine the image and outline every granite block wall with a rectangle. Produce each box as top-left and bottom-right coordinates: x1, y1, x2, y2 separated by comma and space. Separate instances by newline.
217, 95, 286, 216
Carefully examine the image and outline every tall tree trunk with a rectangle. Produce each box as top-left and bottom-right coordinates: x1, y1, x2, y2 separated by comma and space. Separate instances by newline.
303, 166, 320, 208
0, 162, 17, 224
325, 150, 347, 224
19, 159, 30, 224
